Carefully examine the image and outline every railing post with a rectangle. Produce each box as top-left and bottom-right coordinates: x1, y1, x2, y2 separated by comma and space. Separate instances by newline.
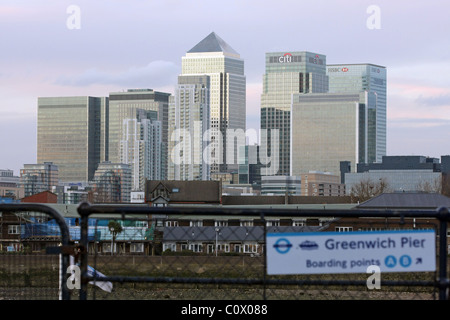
438, 206, 449, 300
78, 202, 91, 300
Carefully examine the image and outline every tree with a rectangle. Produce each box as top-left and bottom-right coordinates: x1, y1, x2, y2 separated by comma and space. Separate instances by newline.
108, 220, 123, 255
350, 177, 391, 203
416, 176, 442, 194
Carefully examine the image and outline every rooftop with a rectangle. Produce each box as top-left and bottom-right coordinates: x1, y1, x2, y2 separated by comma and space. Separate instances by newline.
187, 32, 239, 56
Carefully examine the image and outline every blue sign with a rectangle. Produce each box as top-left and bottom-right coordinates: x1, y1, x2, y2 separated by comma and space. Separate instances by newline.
266, 230, 436, 275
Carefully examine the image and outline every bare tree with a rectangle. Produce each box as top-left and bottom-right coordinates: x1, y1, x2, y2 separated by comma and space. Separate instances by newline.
416, 176, 442, 194
350, 177, 391, 203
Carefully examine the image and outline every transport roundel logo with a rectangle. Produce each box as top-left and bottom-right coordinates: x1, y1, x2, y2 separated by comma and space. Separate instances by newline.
273, 238, 293, 254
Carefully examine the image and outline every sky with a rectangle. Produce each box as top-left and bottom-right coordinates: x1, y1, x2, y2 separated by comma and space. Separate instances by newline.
1, 0, 449, 175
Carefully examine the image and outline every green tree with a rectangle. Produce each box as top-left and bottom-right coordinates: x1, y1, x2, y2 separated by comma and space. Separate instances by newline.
108, 220, 123, 255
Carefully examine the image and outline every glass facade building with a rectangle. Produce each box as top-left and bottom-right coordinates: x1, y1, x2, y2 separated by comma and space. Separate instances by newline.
327, 64, 386, 163
261, 175, 301, 195
168, 75, 211, 181
108, 89, 170, 179
20, 162, 59, 197
91, 162, 131, 203
261, 51, 328, 176
181, 32, 246, 174
290, 92, 370, 176
37, 96, 108, 183
120, 110, 163, 191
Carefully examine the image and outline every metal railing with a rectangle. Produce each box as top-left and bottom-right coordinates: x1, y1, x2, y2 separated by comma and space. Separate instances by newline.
0, 202, 448, 300
0, 203, 72, 300
76, 203, 450, 300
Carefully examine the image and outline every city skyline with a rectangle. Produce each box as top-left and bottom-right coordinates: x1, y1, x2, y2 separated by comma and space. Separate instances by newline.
1, 1, 449, 175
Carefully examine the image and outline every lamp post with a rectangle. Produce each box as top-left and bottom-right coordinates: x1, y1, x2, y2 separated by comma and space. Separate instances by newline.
110, 227, 114, 256
215, 228, 220, 257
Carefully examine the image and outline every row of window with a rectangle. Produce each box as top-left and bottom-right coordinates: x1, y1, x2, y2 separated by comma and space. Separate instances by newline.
163, 220, 305, 227
163, 243, 259, 254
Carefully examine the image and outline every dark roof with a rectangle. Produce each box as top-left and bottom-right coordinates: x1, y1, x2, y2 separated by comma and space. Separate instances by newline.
163, 225, 324, 242
357, 192, 450, 209
187, 32, 239, 55
146, 180, 221, 203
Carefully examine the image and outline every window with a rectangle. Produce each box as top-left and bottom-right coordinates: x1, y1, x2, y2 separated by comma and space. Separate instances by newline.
292, 220, 305, 226
164, 243, 176, 252
102, 243, 116, 253
8, 225, 20, 234
190, 220, 203, 227
131, 243, 144, 253
165, 220, 179, 227
266, 220, 280, 226
215, 220, 228, 227
243, 244, 258, 253
189, 244, 203, 253
335, 227, 353, 232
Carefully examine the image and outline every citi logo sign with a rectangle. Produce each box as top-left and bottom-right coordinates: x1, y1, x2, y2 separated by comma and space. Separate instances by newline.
278, 53, 292, 63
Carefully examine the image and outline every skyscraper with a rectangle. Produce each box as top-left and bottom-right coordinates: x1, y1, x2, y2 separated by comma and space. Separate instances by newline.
290, 92, 371, 176
91, 162, 132, 203
20, 162, 59, 197
260, 51, 328, 176
37, 96, 108, 183
168, 75, 211, 180
108, 89, 170, 178
120, 110, 163, 191
181, 32, 246, 174
327, 64, 387, 163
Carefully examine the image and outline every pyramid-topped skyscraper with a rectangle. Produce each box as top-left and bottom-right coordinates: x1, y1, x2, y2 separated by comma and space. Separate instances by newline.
175, 32, 246, 175
187, 32, 240, 56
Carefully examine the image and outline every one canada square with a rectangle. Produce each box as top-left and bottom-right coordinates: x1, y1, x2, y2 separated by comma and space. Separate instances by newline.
176, 32, 246, 175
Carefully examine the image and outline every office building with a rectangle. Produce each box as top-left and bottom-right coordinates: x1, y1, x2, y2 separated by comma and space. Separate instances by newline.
91, 162, 132, 203
261, 175, 301, 196
20, 162, 59, 197
290, 92, 371, 177
121, 109, 163, 191
181, 32, 246, 174
37, 96, 108, 183
238, 145, 262, 190
344, 155, 450, 193
168, 75, 211, 180
0, 170, 23, 200
108, 89, 170, 179
300, 171, 345, 196
261, 51, 328, 176
327, 64, 386, 163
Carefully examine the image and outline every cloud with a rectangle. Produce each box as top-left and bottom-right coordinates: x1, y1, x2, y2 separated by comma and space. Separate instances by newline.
416, 94, 450, 107
389, 118, 450, 129
54, 60, 179, 88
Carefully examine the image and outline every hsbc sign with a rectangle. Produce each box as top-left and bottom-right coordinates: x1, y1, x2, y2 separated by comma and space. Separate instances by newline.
328, 67, 349, 73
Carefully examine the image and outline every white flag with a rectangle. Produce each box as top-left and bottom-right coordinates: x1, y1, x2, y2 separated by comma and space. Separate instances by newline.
87, 265, 113, 293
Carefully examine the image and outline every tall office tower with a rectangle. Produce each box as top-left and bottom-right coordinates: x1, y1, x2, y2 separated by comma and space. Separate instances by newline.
20, 162, 59, 197
181, 32, 246, 174
168, 75, 211, 180
108, 89, 170, 179
37, 96, 108, 183
120, 109, 163, 191
290, 92, 371, 177
91, 162, 131, 203
327, 64, 386, 163
260, 51, 328, 176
